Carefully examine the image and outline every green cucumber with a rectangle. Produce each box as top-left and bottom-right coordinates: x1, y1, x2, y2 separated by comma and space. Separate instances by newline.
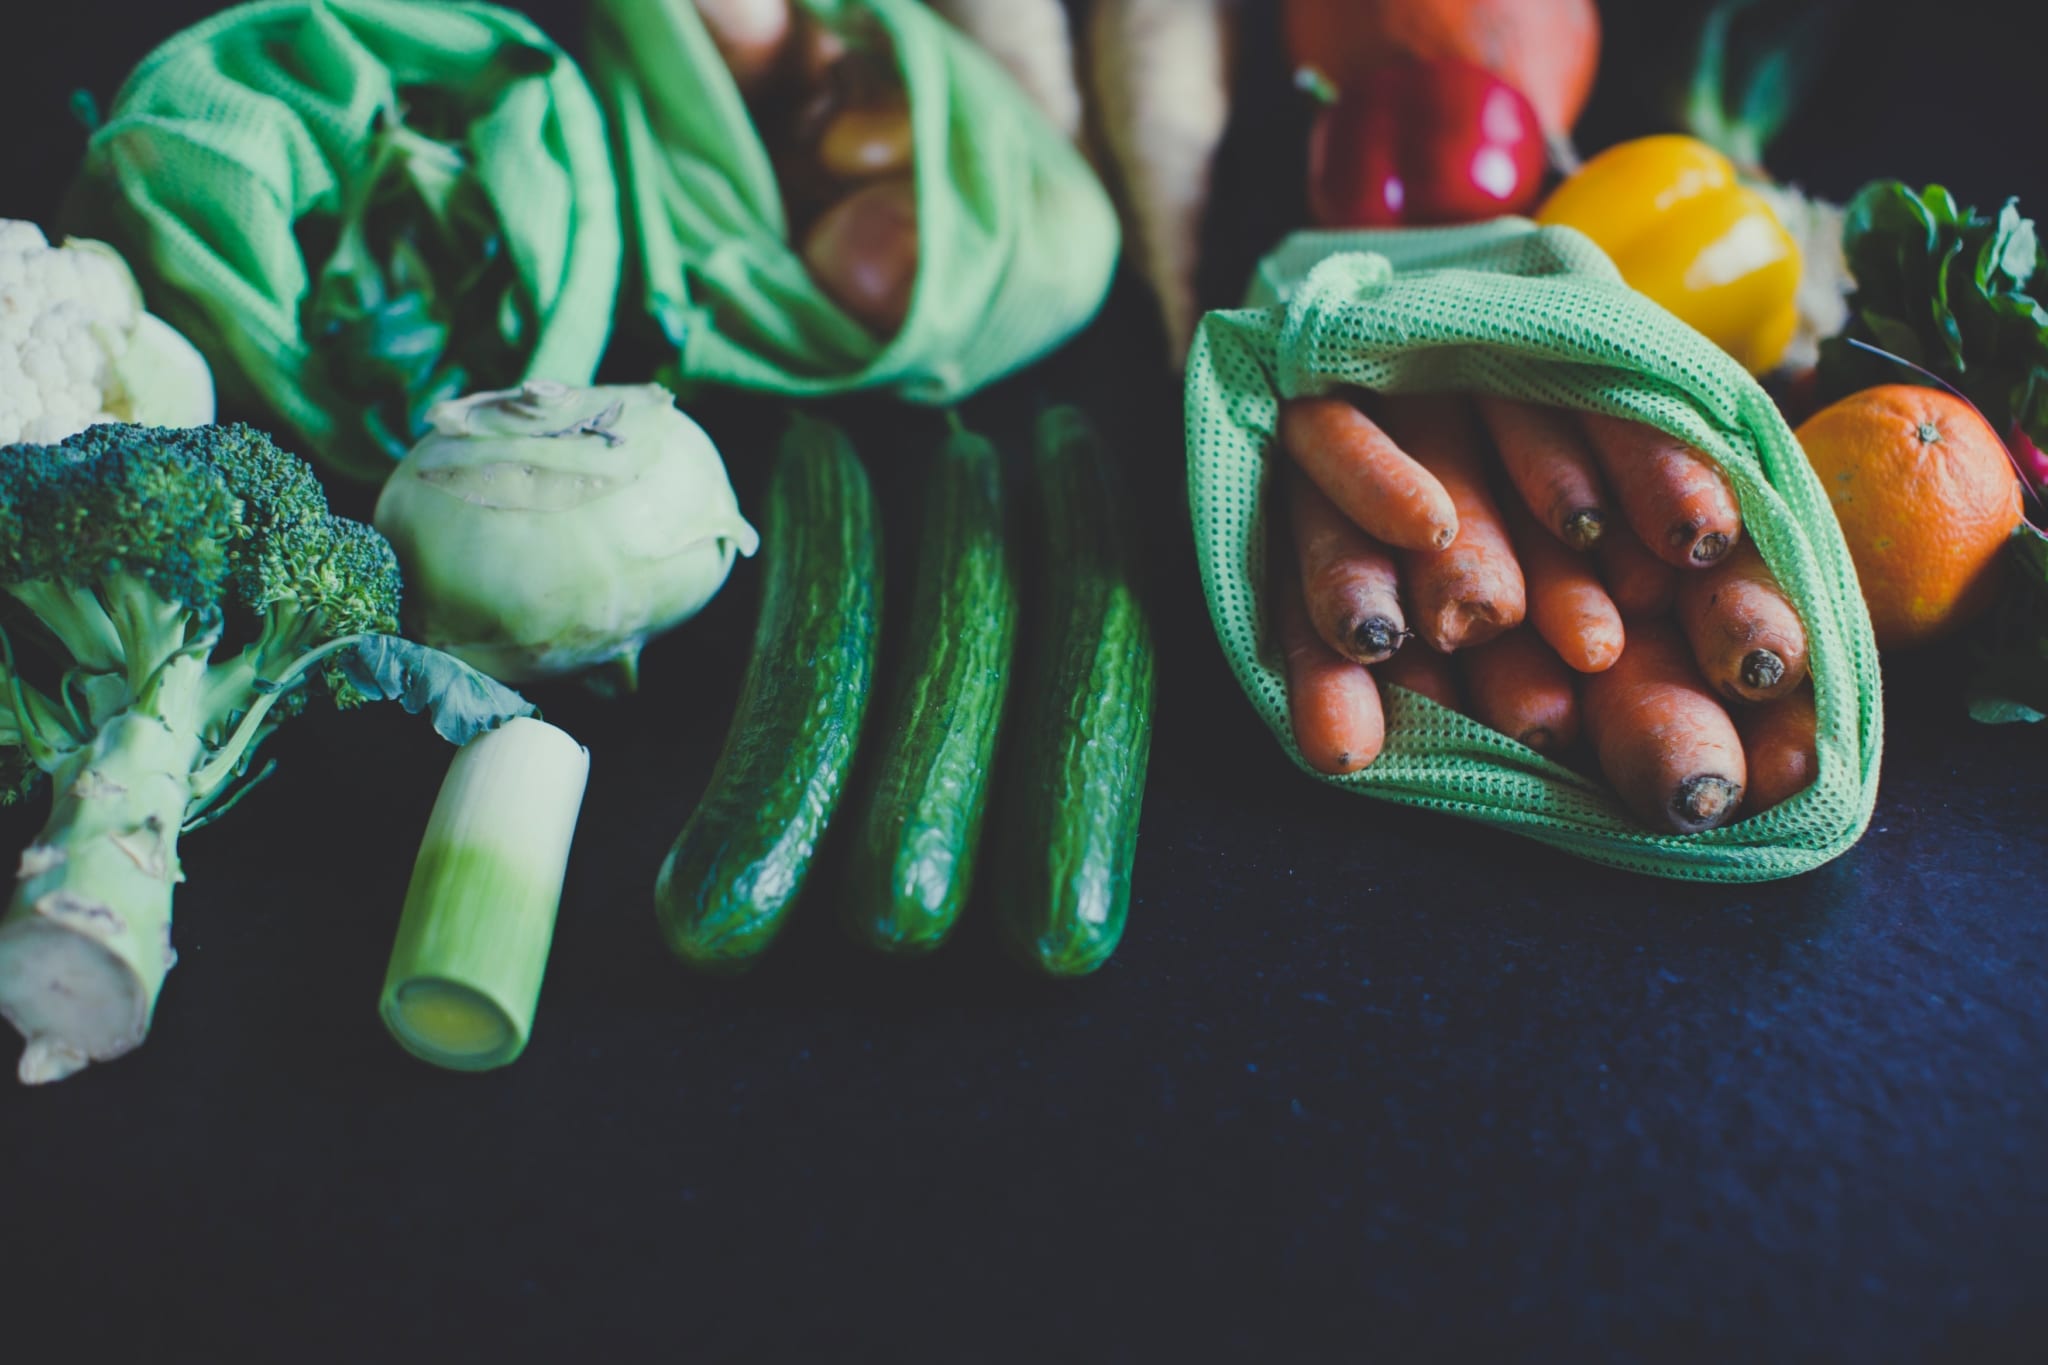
843, 417, 1018, 954
655, 413, 881, 969
990, 405, 1157, 977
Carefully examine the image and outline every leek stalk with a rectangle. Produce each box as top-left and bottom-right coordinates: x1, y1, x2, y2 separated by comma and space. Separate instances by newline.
380, 717, 588, 1071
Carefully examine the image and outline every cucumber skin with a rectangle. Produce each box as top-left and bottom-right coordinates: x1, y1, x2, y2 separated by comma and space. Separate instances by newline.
655, 414, 881, 969
992, 406, 1157, 977
843, 423, 1018, 954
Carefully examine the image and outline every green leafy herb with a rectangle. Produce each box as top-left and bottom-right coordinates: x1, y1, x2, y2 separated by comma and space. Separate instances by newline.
1817, 181, 2048, 455
296, 46, 554, 464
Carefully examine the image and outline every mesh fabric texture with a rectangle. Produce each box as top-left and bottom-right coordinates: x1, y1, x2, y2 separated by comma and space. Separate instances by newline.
64, 0, 622, 482
1185, 222, 1883, 882
587, 0, 1118, 406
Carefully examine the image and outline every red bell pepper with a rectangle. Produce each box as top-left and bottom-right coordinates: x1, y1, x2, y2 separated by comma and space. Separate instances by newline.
1305, 58, 1548, 229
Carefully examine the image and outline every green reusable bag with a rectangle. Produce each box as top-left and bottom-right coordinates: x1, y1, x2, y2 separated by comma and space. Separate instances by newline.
1186, 222, 1884, 882
64, 0, 622, 482
587, 0, 1118, 406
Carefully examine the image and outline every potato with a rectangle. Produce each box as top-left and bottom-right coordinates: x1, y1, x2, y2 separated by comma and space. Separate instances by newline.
802, 176, 919, 336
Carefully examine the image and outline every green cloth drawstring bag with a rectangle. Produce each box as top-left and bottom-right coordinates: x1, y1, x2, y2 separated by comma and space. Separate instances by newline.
1185, 222, 1884, 882
587, 0, 1119, 406
64, 0, 622, 482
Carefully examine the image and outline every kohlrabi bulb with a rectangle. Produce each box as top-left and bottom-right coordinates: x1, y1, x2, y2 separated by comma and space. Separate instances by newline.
373, 381, 760, 684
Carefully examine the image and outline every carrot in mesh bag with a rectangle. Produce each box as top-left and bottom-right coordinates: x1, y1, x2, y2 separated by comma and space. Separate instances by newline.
1582, 621, 1748, 835
1675, 539, 1810, 705
1376, 394, 1527, 653
1476, 395, 1613, 550
1500, 493, 1625, 674
1733, 683, 1819, 816
1185, 223, 1882, 880
1594, 521, 1681, 620
1279, 395, 1460, 552
1579, 409, 1744, 570
1373, 640, 1465, 714
1284, 464, 1410, 665
1460, 627, 1582, 756
1270, 536, 1386, 775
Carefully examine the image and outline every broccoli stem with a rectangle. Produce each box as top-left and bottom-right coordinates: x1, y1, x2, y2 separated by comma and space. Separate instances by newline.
0, 655, 205, 1084
6, 583, 125, 675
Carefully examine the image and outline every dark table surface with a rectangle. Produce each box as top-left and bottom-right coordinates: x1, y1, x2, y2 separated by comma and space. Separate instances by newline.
7, 2, 2047, 1361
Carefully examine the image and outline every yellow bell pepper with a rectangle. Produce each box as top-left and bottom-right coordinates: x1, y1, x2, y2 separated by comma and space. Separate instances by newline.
1536, 134, 1802, 375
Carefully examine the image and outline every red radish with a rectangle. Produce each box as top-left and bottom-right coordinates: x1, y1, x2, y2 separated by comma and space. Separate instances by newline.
2012, 424, 2048, 501
1305, 58, 1547, 229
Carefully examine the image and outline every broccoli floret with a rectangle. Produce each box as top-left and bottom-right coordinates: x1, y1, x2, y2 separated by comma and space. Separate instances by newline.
0, 422, 522, 1085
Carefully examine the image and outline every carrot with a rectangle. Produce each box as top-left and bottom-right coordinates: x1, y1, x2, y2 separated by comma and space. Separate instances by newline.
1476, 395, 1613, 549
1674, 539, 1810, 704
1578, 410, 1743, 568
1501, 494, 1624, 673
1593, 521, 1679, 620
1286, 465, 1409, 664
1085, 0, 1235, 368
1582, 620, 1747, 834
1378, 394, 1527, 652
1273, 564, 1385, 774
1374, 638, 1464, 713
1279, 395, 1459, 552
1733, 683, 1818, 816
1460, 627, 1582, 755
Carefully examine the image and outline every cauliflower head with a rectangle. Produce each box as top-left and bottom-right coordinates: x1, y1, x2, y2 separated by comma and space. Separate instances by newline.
0, 220, 215, 443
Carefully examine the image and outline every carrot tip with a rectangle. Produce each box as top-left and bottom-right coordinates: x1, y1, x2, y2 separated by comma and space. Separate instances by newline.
1352, 617, 1409, 661
1433, 527, 1457, 550
1691, 531, 1732, 564
1672, 775, 1742, 831
1740, 650, 1786, 692
1563, 509, 1605, 550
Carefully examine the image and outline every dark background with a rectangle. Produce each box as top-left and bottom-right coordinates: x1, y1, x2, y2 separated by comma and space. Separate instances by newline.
6, 2, 2047, 1361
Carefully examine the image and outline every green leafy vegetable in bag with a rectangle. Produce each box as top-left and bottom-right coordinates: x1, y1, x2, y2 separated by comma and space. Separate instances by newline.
63, 0, 622, 482
1187, 223, 1884, 882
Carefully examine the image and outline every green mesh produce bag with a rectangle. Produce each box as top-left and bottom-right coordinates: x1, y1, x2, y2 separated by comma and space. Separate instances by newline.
587, 0, 1118, 405
64, 0, 621, 481
1186, 222, 1884, 881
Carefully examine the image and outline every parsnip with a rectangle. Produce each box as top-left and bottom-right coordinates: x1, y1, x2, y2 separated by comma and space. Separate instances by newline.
1084, 0, 1236, 369
930, 0, 1082, 140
